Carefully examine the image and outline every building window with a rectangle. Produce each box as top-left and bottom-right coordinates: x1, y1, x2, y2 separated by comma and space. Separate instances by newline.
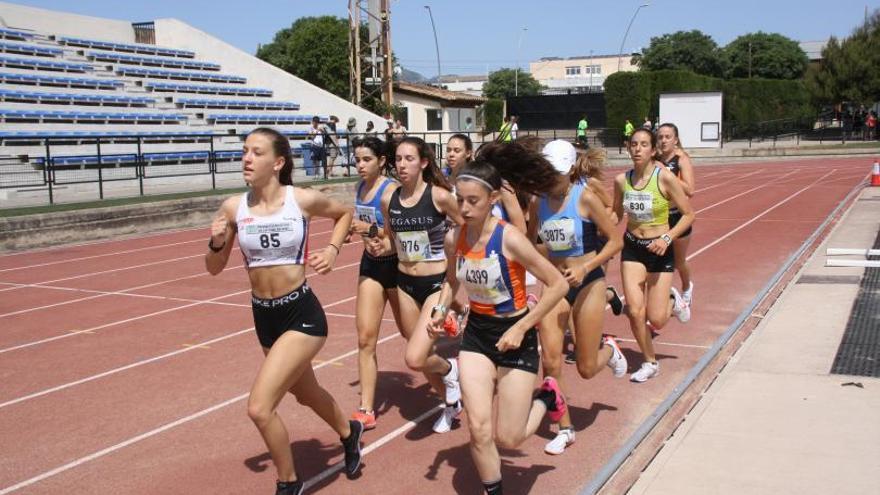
565, 66, 581, 77
426, 109, 443, 131
584, 65, 601, 74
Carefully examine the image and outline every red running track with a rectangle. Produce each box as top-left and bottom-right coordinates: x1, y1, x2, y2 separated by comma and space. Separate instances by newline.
0, 157, 870, 495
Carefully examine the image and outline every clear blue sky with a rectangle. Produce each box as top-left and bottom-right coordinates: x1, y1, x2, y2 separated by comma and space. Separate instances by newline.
7, 0, 880, 76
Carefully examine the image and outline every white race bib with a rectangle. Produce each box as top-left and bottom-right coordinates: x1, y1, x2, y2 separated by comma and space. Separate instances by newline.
624, 190, 653, 223
242, 220, 299, 259
355, 205, 378, 225
540, 218, 578, 252
457, 255, 511, 305
395, 230, 431, 262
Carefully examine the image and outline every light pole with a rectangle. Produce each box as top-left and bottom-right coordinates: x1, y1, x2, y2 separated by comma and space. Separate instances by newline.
515, 27, 527, 96
617, 2, 650, 73
424, 5, 441, 86
588, 49, 594, 91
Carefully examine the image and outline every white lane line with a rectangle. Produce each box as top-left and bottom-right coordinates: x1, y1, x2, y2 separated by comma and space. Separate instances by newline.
0, 226, 341, 291
688, 169, 837, 259
614, 338, 710, 350
692, 168, 768, 193
0, 294, 370, 410
691, 169, 799, 215
0, 240, 363, 318
0, 261, 361, 354
0, 332, 404, 495
303, 405, 444, 491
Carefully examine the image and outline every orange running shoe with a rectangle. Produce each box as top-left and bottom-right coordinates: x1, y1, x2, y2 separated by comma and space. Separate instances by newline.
351, 409, 376, 430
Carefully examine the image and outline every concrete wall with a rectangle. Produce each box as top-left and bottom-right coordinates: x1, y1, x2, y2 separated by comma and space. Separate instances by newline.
395, 92, 438, 132
0, 1, 134, 42
153, 19, 383, 126
530, 54, 636, 90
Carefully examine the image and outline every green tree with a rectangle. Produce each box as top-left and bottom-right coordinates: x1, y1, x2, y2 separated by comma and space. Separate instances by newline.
257, 16, 351, 98
635, 30, 726, 77
482, 68, 543, 99
806, 10, 880, 106
724, 32, 809, 80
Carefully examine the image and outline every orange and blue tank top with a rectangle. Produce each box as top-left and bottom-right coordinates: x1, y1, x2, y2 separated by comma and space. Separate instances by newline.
455, 220, 527, 316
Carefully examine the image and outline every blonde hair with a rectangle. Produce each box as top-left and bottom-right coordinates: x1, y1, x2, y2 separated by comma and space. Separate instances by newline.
571, 147, 607, 182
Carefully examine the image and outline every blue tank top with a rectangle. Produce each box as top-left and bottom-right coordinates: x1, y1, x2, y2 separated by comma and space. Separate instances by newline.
537, 183, 597, 258
355, 178, 393, 228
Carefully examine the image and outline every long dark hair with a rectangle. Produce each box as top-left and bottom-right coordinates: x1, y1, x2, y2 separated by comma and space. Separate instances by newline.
352, 136, 394, 177
395, 136, 451, 191
457, 141, 558, 197
629, 127, 656, 149
248, 127, 294, 186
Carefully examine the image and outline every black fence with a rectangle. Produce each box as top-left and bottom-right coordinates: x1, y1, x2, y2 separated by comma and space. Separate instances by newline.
507, 93, 607, 130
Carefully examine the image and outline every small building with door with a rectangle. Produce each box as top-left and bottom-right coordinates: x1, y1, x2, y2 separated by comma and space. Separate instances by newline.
393, 82, 487, 133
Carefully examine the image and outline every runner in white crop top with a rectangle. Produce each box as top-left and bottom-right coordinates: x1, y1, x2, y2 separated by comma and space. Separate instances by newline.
204, 128, 361, 493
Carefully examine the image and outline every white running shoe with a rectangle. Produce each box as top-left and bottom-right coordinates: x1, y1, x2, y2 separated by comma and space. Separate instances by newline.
630, 361, 659, 383
682, 282, 694, 308
670, 287, 691, 323
432, 402, 462, 433
526, 271, 537, 286
604, 336, 628, 378
443, 358, 461, 404
544, 428, 575, 455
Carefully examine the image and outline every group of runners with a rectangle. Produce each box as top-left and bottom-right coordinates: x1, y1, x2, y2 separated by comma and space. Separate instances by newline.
205, 123, 696, 495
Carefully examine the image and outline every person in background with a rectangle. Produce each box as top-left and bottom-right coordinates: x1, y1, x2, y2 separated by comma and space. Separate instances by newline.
642, 116, 652, 130
624, 119, 635, 143
576, 114, 589, 148
365, 121, 377, 136
499, 116, 512, 142
465, 116, 474, 131
510, 115, 519, 141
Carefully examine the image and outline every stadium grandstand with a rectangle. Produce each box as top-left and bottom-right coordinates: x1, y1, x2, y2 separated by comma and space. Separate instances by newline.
0, 1, 382, 205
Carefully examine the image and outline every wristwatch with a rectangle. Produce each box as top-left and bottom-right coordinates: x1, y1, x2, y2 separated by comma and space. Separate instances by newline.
660, 233, 673, 245
431, 304, 448, 317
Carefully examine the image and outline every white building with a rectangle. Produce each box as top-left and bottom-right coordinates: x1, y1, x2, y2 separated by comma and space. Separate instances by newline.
438, 74, 487, 97
529, 53, 638, 93
394, 82, 486, 132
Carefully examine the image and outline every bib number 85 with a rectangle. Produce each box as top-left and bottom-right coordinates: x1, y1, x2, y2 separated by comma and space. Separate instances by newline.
259, 233, 281, 248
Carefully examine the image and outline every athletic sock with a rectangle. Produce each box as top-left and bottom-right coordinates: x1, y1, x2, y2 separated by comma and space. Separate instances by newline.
483, 478, 503, 495
534, 388, 557, 412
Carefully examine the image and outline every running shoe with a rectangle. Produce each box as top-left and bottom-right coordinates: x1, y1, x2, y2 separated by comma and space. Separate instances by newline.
682, 282, 694, 308
670, 287, 691, 323
275, 480, 304, 495
341, 419, 364, 476
564, 349, 577, 365
540, 377, 567, 423
544, 427, 575, 455
351, 409, 376, 430
604, 336, 628, 377
526, 270, 538, 286
432, 401, 462, 433
606, 286, 624, 316
630, 361, 659, 383
443, 358, 462, 404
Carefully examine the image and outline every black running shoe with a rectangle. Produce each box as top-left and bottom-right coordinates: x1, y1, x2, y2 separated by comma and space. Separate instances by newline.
275, 480, 304, 495
341, 419, 364, 477
564, 350, 577, 364
607, 286, 623, 316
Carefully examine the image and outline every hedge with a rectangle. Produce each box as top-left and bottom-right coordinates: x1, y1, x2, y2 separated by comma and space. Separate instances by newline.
604, 69, 814, 138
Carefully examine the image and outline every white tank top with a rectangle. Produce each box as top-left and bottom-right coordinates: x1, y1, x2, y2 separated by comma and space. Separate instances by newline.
235, 186, 308, 268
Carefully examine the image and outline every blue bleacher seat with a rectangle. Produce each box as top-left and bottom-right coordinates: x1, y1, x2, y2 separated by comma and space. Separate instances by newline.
0, 28, 33, 41
144, 81, 272, 97
117, 66, 245, 84
0, 41, 63, 57
87, 51, 220, 71
0, 72, 122, 89
0, 88, 154, 106
207, 114, 318, 124
177, 98, 299, 110
0, 108, 184, 123
0, 55, 91, 72
58, 36, 195, 58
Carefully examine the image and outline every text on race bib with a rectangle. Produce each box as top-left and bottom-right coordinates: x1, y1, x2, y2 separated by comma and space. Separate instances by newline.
624, 191, 654, 223
457, 255, 511, 305
540, 218, 578, 252
355, 205, 378, 225
395, 230, 431, 262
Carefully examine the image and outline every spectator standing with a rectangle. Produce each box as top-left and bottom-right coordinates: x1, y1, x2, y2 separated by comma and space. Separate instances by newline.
577, 114, 589, 148
510, 115, 519, 140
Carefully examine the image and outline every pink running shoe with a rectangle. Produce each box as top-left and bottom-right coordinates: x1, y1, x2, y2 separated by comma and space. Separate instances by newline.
540, 377, 568, 423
